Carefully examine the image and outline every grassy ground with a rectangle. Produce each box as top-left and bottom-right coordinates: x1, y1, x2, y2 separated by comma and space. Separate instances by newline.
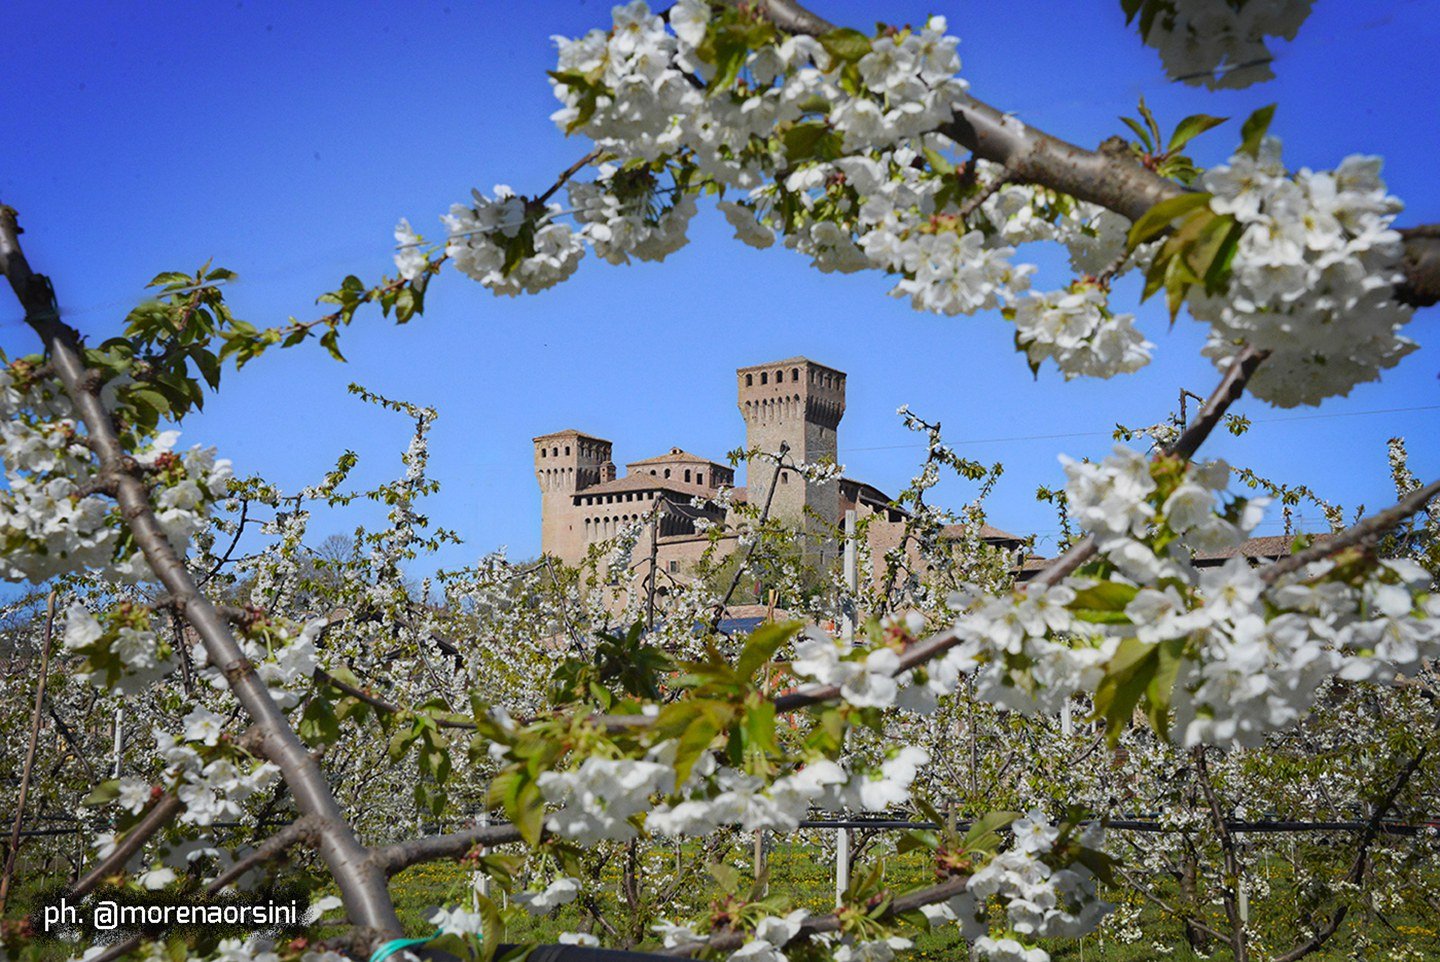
379, 838, 1439, 961
8, 837, 1435, 960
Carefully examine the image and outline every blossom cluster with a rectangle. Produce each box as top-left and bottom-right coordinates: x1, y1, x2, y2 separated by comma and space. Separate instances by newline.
1010, 284, 1152, 380
154, 715, 282, 827
0, 360, 231, 586
441, 187, 584, 295
944, 445, 1440, 748
912, 812, 1111, 962
62, 603, 176, 696
1135, 0, 1313, 89
1190, 138, 1415, 406
189, 616, 323, 710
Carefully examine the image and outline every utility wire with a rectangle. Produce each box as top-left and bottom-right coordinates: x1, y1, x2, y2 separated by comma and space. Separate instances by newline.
846, 405, 1440, 453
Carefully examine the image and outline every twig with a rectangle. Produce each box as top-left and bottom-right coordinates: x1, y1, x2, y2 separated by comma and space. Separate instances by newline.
1272, 748, 1429, 962
1025, 345, 1267, 589
1194, 748, 1248, 962
710, 443, 789, 632
70, 793, 185, 898
1261, 478, 1440, 583
0, 590, 57, 914
1114, 865, 1229, 943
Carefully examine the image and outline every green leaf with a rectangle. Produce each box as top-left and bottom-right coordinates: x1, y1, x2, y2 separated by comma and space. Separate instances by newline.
316, 328, 344, 362
1238, 104, 1276, 158
1120, 116, 1154, 152
707, 861, 742, 894
1069, 581, 1140, 612
963, 810, 1020, 854
736, 620, 800, 682
818, 28, 872, 64
782, 121, 842, 164
147, 271, 192, 289
1168, 114, 1227, 153
1136, 96, 1162, 151
1144, 636, 1187, 739
1127, 192, 1213, 247
741, 700, 778, 756
299, 699, 341, 745
83, 779, 121, 807
897, 829, 940, 854
922, 146, 956, 176
475, 892, 504, 962
1077, 846, 1121, 886
1092, 638, 1158, 742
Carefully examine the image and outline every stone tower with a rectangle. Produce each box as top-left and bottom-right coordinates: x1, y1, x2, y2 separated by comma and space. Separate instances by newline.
736, 358, 846, 543
533, 428, 614, 562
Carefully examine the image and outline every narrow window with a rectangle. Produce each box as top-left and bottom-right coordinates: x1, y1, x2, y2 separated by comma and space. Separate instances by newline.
760, 372, 768, 384
664, 468, 671, 478
565, 445, 570, 455
668, 560, 679, 573
684, 469, 692, 482
697, 472, 704, 486
746, 373, 753, 386
781, 472, 789, 485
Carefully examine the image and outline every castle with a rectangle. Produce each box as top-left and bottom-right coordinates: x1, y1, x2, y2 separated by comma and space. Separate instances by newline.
533, 357, 1025, 588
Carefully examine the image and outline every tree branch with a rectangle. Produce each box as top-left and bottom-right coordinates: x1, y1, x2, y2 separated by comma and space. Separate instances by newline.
0, 205, 404, 942
372, 823, 524, 876
1261, 478, 1440, 583
70, 793, 185, 899
733, 0, 1440, 306
0, 590, 57, 914
1272, 748, 1428, 962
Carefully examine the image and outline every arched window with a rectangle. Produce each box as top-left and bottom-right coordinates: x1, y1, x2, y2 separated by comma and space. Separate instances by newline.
684, 469, 691, 482
552, 446, 559, 457
791, 367, 799, 381
780, 471, 789, 485
775, 369, 783, 382
565, 445, 570, 455
745, 373, 753, 386
760, 372, 768, 385
664, 468, 671, 478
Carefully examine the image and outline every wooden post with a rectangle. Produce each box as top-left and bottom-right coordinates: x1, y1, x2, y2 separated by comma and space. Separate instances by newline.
841, 509, 856, 642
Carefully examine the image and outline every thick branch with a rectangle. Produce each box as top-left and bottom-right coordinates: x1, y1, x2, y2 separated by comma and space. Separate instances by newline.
737, 1, 1440, 306
1261, 478, 1440, 583
0, 205, 403, 942
70, 794, 185, 898
372, 822, 523, 876
661, 873, 971, 956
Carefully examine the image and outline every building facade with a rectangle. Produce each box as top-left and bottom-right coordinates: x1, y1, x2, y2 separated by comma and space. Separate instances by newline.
533, 357, 1022, 585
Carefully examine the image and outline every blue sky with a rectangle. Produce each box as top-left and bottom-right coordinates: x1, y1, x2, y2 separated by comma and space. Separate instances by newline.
4, 0, 1437, 570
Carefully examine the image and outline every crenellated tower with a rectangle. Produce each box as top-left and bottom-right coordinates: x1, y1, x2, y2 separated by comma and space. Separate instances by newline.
533, 428, 613, 563
736, 357, 846, 547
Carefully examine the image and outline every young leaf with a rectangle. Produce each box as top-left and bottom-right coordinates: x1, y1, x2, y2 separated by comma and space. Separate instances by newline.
1238, 104, 1277, 158
736, 620, 800, 683
1168, 113, 1227, 153
1127, 192, 1213, 247
819, 28, 872, 64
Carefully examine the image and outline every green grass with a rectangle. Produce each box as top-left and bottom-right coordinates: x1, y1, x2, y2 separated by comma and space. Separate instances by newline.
381, 839, 1440, 961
